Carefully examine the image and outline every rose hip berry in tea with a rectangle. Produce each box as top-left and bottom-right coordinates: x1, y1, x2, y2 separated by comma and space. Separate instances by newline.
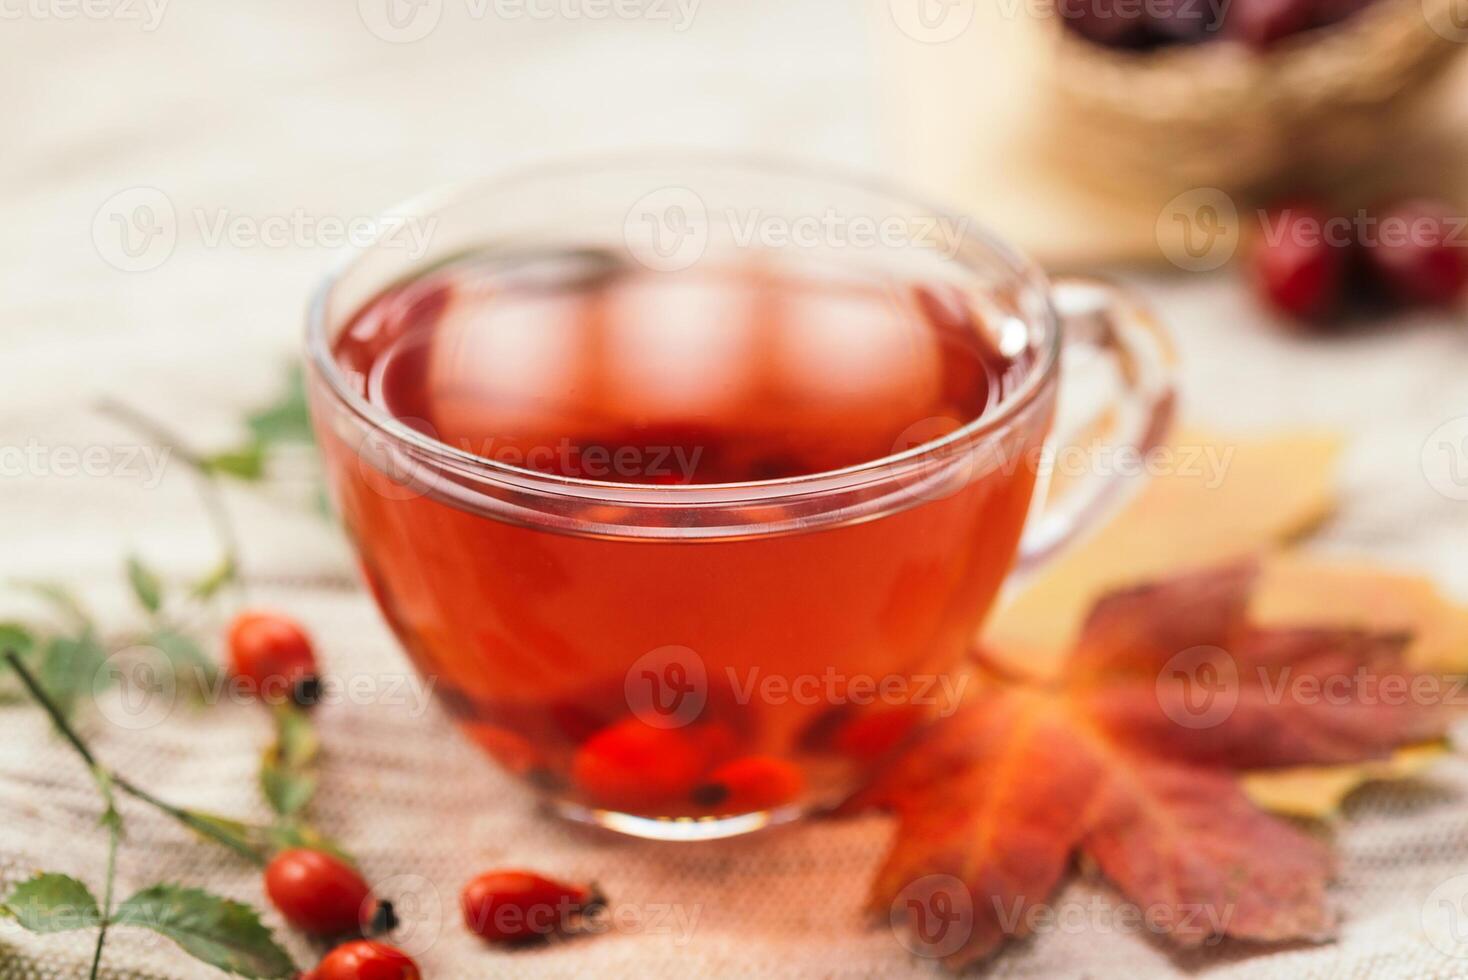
315, 250, 1051, 829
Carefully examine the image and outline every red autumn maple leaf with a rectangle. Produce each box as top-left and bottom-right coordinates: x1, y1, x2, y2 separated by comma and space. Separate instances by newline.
859, 562, 1453, 968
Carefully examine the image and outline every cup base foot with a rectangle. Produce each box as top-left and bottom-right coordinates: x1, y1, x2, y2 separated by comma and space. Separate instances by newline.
551, 800, 805, 841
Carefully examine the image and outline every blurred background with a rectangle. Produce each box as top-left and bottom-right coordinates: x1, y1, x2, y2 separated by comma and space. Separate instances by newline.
3, 0, 1465, 595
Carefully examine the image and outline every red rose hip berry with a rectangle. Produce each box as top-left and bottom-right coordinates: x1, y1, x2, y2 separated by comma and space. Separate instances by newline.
692, 756, 805, 812
461, 870, 605, 943
227, 610, 319, 705
570, 717, 707, 810
1365, 198, 1468, 307
265, 848, 388, 936
1250, 204, 1345, 321
1059, 0, 1149, 46
1224, 0, 1316, 48
305, 940, 419, 980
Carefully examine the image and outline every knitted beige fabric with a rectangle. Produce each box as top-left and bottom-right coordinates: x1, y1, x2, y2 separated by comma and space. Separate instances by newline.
4, 581, 1468, 980
4, 2, 1468, 977
3, 579, 1468, 980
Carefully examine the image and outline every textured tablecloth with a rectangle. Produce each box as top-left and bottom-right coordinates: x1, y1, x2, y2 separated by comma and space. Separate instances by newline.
3, 2, 1468, 977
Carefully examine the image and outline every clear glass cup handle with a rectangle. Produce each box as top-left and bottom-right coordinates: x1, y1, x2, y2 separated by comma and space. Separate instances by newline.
1013, 275, 1178, 573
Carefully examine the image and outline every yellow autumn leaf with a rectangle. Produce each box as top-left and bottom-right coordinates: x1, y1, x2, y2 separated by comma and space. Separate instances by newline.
1243, 744, 1447, 818
1251, 556, 1468, 673
986, 429, 1465, 819
985, 429, 1342, 677
1243, 557, 1468, 817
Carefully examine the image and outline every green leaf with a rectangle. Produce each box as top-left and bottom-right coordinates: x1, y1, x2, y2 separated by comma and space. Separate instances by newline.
179, 810, 274, 859
95, 768, 122, 833
190, 557, 238, 600
112, 884, 296, 978
126, 555, 164, 614
261, 773, 317, 821
39, 632, 109, 718
260, 706, 318, 818
14, 581, 91, 632
6, 590, 106, 715
0, 622, 35, 657
0, 623, 38, 703
202, 443, 266, 482
178, 809, 354, 868
1, 873, 101, 933
245, 368, 312, 446
204, 367, 314, 483
313, 485, 335, 521
266, 822, 353, 865
148, 629, 218, 687
182, 810, 354, 867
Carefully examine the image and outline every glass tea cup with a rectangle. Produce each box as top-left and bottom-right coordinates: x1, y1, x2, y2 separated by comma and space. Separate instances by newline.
306, 158, 1174, 840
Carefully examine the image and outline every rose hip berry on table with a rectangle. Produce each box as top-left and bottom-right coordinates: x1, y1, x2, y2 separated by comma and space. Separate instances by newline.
1249, 197, 1468, 326
1362, 198, 1468, 307
1060, 0, 1380, 49
228, 609, 321, 706
461, 870, 606, 944
1250, 202, 1349, 321
305, 940, 420, 980
265, 848, 397, 937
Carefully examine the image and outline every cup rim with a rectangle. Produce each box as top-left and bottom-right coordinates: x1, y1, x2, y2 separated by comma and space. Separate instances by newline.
305, 152, 1062, 502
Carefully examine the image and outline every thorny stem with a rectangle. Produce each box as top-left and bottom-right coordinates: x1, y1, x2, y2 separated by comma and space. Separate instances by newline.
4, 651, 268, 866
92, 397, 245, 603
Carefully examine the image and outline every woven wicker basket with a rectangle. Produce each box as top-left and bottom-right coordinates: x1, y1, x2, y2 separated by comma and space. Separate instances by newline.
1043, 0, 1468, 197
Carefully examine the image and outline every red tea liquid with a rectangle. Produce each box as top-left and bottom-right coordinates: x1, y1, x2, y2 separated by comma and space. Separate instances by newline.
316, 251, 1051, 825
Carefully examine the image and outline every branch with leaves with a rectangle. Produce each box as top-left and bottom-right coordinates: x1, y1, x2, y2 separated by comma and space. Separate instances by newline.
0, 557, 220, 724
1, 366, 314, 723
0, 371, 357, 975
2, 651, 297, 978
